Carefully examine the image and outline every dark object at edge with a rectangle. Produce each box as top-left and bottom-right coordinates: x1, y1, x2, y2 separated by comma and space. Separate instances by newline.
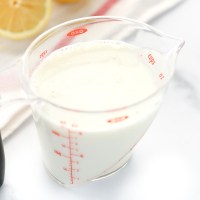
0, 131, 5, 187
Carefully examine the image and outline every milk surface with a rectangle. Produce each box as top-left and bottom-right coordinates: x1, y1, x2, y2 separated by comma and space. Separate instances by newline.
30, 41, 162, 186
31, 41, 157, 111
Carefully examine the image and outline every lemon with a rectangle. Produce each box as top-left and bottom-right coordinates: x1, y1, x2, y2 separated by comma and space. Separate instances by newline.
0, 0, 52, 40
55, 0, 80, 3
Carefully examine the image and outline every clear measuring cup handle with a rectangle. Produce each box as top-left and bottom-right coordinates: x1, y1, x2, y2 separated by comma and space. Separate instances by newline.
0, 58, 26, 106
0, 59, 32, 137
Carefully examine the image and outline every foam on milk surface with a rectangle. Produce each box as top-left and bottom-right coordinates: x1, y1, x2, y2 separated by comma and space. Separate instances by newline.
31, 41, 157, 111
31, 41, 162, 186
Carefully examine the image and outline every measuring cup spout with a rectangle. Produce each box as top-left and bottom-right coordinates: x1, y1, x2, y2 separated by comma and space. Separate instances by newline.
175, 39, 185, 54
167, 37, 185, 58
147, 24, 185, 74
165, 37, 185, 76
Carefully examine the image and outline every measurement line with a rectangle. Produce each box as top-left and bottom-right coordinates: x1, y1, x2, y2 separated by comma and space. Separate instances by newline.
61, 144, 79, 152
54, 150, 83, 159
72, 160, 79, 164
61, 144, 75, 149
63, 167, 79, 172
52, 130, 60, 136
52, 130, 71, 139
68, 129, 74, 184
54, 150, 70, 158
61, 144, 70, 148
54, 150, 62, 156
71, 153, 84, 158
70, 142, 78, 145
53, 128, 82, 184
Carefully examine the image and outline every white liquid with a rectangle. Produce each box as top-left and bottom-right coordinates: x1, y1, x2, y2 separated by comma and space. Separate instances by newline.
31, 41, 162, 186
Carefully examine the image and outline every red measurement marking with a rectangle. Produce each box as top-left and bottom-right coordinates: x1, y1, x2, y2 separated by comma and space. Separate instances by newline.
40, 50, 48, 59
61, 144, 77, 151
61, 144, 67, 148
54, 150, 62, 156
148, 54, 156, 65
67, 28, 87, 37
68, 129, 74, 184
52, 127, 82, 184
159, 73, 165, 80
52, 130, 69, 139
52, 130, 61, 137
61, 144, 72, 149
72, 160, 79, 164
80, 154, 84, 158
63, 167, 68, 172
54, 150, 69, 158
68, 142, 78, 146
108, 116, 129, 123
71, 153, 84, 158
63, 167, 79, 172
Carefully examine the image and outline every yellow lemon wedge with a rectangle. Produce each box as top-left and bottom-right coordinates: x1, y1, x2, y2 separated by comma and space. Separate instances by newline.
55, 0, 80, 3
0, 0, 52, 40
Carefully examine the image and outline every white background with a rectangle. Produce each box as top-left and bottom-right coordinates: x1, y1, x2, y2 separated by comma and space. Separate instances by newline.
1, 0, 200, 199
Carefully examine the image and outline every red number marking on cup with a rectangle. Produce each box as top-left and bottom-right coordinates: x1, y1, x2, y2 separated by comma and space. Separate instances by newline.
159, 73, 165, 80
148, 54, 156, 65
40, 50, 48, 59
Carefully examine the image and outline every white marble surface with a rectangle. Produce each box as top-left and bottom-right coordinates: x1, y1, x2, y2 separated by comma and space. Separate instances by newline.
1, 0, 200, 199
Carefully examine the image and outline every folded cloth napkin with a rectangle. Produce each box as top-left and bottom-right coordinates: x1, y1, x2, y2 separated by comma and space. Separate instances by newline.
0, 0, 185, 139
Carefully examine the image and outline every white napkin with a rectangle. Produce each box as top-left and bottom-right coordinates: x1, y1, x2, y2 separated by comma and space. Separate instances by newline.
0, 0, 185, 139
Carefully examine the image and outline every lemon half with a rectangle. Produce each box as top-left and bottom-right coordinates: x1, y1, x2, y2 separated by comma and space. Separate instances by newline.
0, 0, 52, 40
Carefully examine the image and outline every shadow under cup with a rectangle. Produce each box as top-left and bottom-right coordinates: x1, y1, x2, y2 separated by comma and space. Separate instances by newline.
21, 16, 184, 187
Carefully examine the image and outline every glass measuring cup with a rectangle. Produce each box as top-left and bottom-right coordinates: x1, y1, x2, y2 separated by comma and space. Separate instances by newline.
0, 16, 184, 187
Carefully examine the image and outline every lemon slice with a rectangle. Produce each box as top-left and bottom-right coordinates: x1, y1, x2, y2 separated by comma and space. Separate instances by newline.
0, 0, 52, 40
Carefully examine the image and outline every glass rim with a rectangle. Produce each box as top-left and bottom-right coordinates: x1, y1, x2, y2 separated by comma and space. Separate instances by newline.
21, 16, 184, 113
